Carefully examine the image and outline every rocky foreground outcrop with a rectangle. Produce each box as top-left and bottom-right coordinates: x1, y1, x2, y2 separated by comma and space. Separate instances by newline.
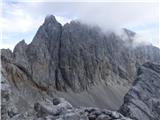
1, 75, 131, 120
11, 98, 132, 120
119, 62, 160, 120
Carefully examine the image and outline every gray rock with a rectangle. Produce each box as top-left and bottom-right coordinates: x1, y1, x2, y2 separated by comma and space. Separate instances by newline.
1, 15, 160, 120
1, 48, 13, 62
32, 99, 132, 120
34, 98, 73, 117
119, 62, 160, 120
53, 98, 61, 105
2, 15, 159, 94
1, 74, 18, 120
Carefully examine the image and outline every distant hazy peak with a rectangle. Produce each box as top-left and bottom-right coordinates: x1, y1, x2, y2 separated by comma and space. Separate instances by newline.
123, 28, 136, 37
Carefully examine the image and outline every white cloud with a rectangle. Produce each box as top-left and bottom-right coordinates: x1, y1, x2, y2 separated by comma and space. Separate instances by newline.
135, 28, 159, 45
1, 1, 72, 50
5, 0, 160, 2
1, 2, 43, 33
0, 42, 15, 50
55, 16, 72, 25
1, 14, 39, 33
1, 1, 159, 50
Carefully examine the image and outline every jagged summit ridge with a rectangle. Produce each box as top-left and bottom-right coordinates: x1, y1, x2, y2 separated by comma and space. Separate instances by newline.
44, 15, 57, 23
1, 15, 160, 110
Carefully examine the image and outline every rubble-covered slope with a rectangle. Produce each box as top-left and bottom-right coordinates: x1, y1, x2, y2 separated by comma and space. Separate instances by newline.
2, 62, 160, 120
1, 73, 132, 120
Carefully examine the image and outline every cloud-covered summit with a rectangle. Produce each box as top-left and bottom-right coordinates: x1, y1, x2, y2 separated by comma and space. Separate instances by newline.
1, 1, 159, 50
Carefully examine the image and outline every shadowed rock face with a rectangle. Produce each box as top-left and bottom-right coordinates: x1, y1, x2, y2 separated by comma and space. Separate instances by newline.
1, 15, 160, 110
119, 62, 160, 120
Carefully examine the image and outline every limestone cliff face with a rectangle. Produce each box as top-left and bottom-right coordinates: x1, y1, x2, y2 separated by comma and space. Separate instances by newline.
119, 62, 160, 120
1, 15, 160, 109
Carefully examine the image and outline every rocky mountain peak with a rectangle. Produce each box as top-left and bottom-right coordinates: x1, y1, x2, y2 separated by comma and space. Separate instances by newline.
44, 15, 58, 25
30, 15, 62, 50
123, 28, 136, 37
13, 40, 27, 53
42, 15, 61, 31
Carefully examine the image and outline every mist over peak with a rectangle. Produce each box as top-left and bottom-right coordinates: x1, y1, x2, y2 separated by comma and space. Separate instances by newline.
1, 2, 159, 50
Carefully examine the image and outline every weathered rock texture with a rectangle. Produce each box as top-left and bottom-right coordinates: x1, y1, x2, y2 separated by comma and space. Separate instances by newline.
119, 62, 160, 120
12, 101, 132, 120
1, 15, 160, 110
2, 62, 160, 120
1, 15, 160, 120
31, 99, 132, 120
1, 69, 132, 120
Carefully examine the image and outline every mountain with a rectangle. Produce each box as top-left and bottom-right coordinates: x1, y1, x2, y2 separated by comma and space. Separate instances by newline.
1, 14, 160, 114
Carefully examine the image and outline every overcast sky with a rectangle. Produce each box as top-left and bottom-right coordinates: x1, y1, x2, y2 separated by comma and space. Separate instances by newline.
0, 0, 159, 50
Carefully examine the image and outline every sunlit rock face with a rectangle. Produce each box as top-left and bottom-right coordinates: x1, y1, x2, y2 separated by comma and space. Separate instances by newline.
1, 15, 160, 111
119, 62, 160, 120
